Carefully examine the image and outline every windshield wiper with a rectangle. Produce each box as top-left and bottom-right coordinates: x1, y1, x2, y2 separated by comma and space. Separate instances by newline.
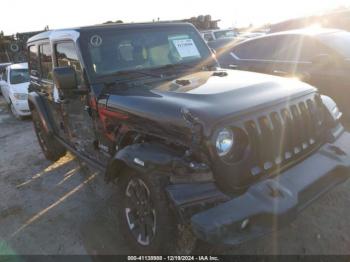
155, 63, 196, 71
157, 62, 218, 72
108, 69, 163, 79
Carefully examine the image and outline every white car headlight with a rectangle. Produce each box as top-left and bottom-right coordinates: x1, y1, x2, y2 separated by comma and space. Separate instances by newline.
216, 128, 234, 157
13, 93, 28, 100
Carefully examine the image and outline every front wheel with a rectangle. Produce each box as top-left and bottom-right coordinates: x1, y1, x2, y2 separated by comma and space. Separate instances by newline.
32, 107, 66, 161
10, 102, 23, 120
115, 169, 180, 254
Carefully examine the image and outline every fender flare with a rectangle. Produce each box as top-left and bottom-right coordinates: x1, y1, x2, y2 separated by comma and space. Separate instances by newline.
28, 92, 55, 135
105, 143, 184, 183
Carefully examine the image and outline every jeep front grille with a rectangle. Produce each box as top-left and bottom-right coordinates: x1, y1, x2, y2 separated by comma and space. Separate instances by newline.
244, 96, 326, 177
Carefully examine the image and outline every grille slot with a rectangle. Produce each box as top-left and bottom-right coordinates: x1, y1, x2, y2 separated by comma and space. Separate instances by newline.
244, 97, 325, 176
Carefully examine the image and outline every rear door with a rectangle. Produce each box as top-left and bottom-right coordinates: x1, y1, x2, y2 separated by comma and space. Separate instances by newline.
53, 41, 99, 161
267, 35, 314, 79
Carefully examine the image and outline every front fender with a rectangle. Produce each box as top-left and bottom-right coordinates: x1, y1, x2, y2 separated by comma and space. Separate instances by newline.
28, 92, 54, 135
105, 143, 183, 183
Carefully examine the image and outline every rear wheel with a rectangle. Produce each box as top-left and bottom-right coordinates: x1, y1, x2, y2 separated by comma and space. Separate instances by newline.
115, 169, 179, 254
32, 107, 66, 161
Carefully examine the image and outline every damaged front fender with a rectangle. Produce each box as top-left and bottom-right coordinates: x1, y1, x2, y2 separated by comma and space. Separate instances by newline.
105, 143, 212, 183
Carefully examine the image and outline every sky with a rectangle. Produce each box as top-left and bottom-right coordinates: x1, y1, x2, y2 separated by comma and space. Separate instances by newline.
1, 0, 349, 35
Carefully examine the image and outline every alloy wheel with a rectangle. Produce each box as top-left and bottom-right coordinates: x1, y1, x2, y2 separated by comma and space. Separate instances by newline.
124, 178, 157, 246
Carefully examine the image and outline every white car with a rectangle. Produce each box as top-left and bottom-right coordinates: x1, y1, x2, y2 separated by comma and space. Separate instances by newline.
0, 63, 31, 119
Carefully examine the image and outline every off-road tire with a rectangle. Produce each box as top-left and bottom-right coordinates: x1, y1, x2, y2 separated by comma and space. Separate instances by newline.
115, 168, 179, 254
32, 108, 66, 161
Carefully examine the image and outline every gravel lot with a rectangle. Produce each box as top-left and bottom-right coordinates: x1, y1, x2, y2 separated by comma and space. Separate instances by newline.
0, 95, 350, 255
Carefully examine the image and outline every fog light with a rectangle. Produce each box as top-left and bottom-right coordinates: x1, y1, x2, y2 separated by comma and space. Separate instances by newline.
241, 219, 250, 230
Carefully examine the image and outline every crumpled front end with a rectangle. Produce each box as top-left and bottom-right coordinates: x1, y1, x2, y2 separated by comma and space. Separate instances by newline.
190, 129, 350, 244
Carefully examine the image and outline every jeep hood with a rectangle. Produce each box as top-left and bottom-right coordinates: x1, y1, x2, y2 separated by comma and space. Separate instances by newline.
105, 70, 316, 138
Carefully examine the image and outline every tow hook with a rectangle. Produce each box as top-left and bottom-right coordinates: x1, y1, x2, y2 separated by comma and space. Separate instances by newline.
328, 145, 346, 156
267, 183, 284, 198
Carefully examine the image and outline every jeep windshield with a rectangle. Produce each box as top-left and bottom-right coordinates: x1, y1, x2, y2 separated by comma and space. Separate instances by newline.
80, 25, 213, 79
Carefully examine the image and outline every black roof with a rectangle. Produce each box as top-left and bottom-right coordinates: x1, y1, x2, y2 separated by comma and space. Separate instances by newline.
28, 22, 194, 43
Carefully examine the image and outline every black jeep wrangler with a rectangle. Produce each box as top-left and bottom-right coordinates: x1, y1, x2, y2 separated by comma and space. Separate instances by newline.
27, 23, 350, 253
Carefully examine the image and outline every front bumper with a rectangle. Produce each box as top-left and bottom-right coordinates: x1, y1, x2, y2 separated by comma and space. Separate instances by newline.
189, 131, 350, 245
13, 99, 31, 116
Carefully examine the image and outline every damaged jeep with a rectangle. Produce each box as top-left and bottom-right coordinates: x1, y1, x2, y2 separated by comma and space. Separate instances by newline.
27, 23, 350, 253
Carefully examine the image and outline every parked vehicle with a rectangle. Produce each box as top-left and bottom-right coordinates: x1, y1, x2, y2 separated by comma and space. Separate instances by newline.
201, 29, 237, 42
0, 63, 12, 95
208, 38, 241, 67
27, 23, 350, 253
0, 63, 30, 119
214, 28, 350, 119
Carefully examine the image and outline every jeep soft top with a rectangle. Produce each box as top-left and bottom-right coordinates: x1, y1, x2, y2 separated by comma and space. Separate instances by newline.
27, 22, 350, 253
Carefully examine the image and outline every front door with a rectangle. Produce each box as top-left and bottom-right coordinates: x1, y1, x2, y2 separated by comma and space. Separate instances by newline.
53, 41, 98, 160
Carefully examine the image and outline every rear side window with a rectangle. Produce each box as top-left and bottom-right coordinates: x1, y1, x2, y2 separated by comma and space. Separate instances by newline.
55, 42, 83, 84
39, 44, 53, 81
29, 45, 39, 76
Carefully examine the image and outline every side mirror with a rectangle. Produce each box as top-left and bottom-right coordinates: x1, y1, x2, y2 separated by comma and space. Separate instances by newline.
311, 54, 332, 67
30, 69, 39, 77
53, 67, 77, 92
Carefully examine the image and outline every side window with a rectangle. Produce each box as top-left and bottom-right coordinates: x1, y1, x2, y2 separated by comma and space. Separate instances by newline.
299, 38, 333, 62
264, 35, 331, 62
39, 44, 53, 81
233, 38, 278, 60
55, 42, 83, 84
29, 45, 40, 76
272, 35, 304, 61
234, 36, 307, 61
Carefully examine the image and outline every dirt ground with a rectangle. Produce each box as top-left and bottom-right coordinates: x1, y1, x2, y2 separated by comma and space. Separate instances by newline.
0, 95, 350, 255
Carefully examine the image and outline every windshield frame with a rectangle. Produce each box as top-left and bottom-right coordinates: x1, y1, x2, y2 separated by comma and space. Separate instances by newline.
78, 24, 214, 82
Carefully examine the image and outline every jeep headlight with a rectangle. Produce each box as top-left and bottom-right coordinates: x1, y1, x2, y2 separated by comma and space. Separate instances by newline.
13, 93, 28, 100
216, 128, 234, 157
331, 105, 342, 121
321, 95, 342, 122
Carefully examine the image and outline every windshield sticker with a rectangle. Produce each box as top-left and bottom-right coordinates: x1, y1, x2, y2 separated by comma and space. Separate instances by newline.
172, 39, 200, 58
90, 35, 103, 47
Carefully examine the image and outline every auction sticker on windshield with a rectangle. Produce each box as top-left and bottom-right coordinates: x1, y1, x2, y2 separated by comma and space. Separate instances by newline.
172, 39, 200, 58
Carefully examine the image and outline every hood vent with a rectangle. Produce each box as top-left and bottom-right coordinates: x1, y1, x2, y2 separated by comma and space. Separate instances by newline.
175, 79, 191, 86
212, 71, 228, 77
